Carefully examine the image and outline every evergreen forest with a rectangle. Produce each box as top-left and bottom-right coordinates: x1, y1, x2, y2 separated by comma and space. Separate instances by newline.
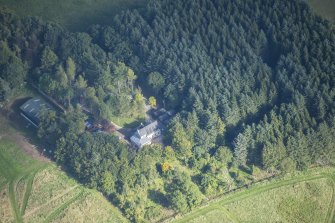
0, 0, 334, 221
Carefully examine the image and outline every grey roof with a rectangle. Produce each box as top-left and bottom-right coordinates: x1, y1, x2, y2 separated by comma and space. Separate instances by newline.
20, 98, 53, 125
137, 121, 160, 137
130, 135, 151, 148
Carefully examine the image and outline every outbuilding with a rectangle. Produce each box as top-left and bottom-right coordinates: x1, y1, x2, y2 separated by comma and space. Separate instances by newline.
20, 98, 53, 127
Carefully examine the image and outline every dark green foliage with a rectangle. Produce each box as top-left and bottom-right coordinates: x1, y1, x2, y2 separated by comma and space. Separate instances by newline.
0, 8, 144, 122
165, 171, 203, 212
144, 205, 161, 221
37, 107, 62, 145
1, 0, 335, 221
147, 71, 165, 94
0, 41, 27, 104
234, 131, 251, 166
279, 157, 296, 174
99, 0, 335, 174
0, 78, 12, 102
168, 116, 193, 160
40, 47, 58, 69
215, 146, 233, 164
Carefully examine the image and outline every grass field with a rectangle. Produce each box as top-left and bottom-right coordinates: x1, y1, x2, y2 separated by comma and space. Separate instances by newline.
0, 110, 128, 223
0, 0, 147, 31
305, 0, 335, 24
225, 178, 332, 223
0, 93, 129, 222
0, 140, 44, 223
171, 167, 335, 223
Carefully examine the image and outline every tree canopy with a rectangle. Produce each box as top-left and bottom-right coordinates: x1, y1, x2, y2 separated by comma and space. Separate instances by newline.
1, 0, 335, 221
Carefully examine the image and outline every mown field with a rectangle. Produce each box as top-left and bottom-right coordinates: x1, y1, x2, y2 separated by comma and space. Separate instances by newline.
171, 167, 335, 223
0, 114, 128, 223
0, 0, 147, 31
305, 0, 335, 24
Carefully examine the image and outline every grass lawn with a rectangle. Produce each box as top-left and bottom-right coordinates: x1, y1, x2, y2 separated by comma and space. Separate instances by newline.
110, 115, 145, 128
305, 0, 335, 24
187, 208, 234, 223
0, 89, 129, 222
173, 167, 335, 223
0, 0, 147, 31
0, 140, 42, 182
225, 178, 333, 223
0, 109, 128, 223
52, 190, 128, 223
0, 140, 46, 223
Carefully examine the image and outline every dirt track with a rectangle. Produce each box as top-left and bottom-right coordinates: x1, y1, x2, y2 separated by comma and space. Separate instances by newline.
0, 108, 50, 163
6, 133, 50, 163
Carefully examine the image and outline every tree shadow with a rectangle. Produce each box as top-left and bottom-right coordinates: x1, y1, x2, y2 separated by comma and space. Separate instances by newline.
122, 117, 146, 129
0, 97, 52, 159
148, 189, 169, 208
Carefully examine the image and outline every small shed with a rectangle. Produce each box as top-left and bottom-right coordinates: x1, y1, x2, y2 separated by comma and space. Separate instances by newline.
20, 98, 53, 127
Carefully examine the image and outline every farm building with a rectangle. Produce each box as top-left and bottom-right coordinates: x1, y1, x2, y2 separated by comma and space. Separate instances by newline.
130, 121, 162, 148
20, 98, 54, 127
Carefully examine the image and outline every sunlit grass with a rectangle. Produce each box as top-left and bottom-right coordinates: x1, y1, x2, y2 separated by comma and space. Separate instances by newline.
110, 115, 145, 128
225, 178, 333, 223
0, 126, 127, 222
174, 168, 335, 223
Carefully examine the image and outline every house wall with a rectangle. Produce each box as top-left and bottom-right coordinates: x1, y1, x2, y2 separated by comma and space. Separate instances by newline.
20, 112, 38, 127
147, 129, 161, 139
131, 129, 161, 148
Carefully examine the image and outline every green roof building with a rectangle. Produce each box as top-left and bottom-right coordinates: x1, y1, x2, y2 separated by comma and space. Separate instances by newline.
20, 98, 53, 127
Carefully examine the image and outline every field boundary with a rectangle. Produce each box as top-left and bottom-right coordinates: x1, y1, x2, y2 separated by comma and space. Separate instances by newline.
43, 189, 85, 223
23, 185, 79, 219
1, 110, 129, 223
326, 175, 335, 223
8, 181, 23, 223
20, 166, 46, 216
171, 170, 334, 223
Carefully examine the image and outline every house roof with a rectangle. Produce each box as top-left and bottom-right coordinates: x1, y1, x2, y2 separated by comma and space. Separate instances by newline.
20, 98, 53, 125
130, 135, 151, 148
137, 121, 160, 137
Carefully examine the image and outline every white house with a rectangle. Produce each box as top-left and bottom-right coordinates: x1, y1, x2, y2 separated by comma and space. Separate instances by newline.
130, 121, 161, 148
